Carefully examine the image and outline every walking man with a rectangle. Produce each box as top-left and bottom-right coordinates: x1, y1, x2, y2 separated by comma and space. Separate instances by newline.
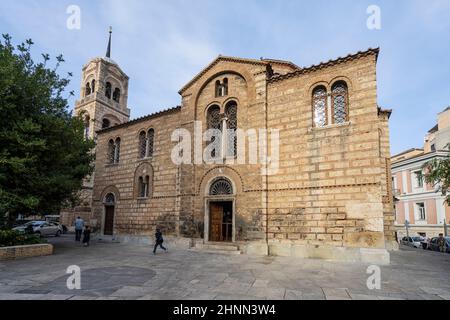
438, 233, 446, 253
153, 228, 167, 255
74, 216, 84, 242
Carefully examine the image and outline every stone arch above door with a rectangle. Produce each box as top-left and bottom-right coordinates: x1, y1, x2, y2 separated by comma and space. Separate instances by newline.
100, 185, 120, 203
198, 166, 244, 196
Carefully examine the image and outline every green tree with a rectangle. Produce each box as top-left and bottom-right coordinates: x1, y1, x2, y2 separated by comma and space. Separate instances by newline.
0, 35, 95, 226
422, 144, 450, 206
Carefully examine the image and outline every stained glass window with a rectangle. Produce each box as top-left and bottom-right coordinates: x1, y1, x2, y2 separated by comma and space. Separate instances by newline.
332, 81, 348, 124
114, 138, 121, 163
147, 129, 155, 158
225, 101, 237, 158
207, 105, 221, 158
313, 86, 327, 127
108, 139, 115, 164
139, 131, 147, 159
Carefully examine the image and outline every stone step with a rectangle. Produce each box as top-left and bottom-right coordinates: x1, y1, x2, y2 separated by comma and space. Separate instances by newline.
190, 248, 242, 255
195, 243, 240, 252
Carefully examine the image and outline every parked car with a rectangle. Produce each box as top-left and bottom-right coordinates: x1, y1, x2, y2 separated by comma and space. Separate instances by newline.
428, 237, 450, 253
45, 215, 68, 234
401, 236, 423, 248
13, 221, 63, 237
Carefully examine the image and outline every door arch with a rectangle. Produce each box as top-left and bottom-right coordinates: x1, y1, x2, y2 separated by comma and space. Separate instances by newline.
103, 193, 116, 236
205, 177, 235, 243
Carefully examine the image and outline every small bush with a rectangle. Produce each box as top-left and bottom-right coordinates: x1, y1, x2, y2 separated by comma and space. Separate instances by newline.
0, 230, 45, 247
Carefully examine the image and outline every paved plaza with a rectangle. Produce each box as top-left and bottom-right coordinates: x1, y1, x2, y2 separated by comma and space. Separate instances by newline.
1, 235, 449, 300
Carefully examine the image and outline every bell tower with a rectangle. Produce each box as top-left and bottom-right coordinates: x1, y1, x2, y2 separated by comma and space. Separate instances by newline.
61, 28, 131, 228
74, 27, 131, 140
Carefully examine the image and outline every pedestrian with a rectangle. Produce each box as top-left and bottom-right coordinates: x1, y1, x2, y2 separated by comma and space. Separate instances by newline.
82, 226, 91, 247
421, 234, 429, 250
74, 216, 84, 242
153, 228, 167, 255
438, 233, 446, 253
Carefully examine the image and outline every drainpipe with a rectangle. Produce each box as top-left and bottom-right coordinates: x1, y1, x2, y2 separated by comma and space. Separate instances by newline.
264, 67, 270, 251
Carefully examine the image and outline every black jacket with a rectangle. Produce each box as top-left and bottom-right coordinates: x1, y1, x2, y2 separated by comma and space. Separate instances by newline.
155, 231, 163, 243
83, 229, 91, 242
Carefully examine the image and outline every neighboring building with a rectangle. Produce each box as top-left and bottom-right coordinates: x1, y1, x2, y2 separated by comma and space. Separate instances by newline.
71, 32, 397, 263
391, 148, 424, 163
392, 107, 450, 239
424, 107, 450, 153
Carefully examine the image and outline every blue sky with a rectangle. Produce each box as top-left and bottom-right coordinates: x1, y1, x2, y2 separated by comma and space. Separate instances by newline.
0, 0, 449, 155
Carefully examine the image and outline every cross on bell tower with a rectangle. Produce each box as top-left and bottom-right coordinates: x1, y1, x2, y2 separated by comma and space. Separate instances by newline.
106, 26, 112, 58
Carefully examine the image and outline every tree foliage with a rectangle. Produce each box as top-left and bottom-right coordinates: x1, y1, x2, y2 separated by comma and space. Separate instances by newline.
0, 35, 95, 224
423, 144, 450, 206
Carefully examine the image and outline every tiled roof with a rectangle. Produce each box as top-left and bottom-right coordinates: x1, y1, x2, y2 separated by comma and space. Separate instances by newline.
97, 106, 181, 134
268, 48, 380, 84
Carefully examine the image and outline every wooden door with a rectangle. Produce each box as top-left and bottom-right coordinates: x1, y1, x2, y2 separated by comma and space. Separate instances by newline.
210, 203, 223, 242
104, 206, 115, 235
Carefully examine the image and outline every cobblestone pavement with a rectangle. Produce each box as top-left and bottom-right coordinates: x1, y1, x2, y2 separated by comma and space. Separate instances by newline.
1, 235, 449, 300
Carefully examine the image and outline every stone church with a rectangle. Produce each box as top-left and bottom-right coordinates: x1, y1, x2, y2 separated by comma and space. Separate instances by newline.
72, 31, 396, 264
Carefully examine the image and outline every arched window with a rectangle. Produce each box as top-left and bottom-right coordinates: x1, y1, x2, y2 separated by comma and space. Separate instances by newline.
85, 82, 91, 97
210, 178, 233, 196
91, 79, 96, 93
134, 163, 153, 199
138, 175, 150, 198
331, 81, 348, 124
138, 177, 145, 198
108, 139, 115, 164
102, 118, 111, 129
104, 193, 116, 205
147, 129, 155, 158
207, 105, 221, 158
113, 88, 121, 103
312, 86, 328, 127
207, 105, 221, 130
215, 80, 221, 97
84, 116, 90, 139
225, 101, 237, 157
114, 138, 121, 164
215, 79, 228, 97
223, 78, 229, 96
105, 82, 112, 99
139, 131, 147, 159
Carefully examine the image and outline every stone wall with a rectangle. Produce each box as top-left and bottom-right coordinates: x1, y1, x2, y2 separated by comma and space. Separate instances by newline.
0, 244, 54, 261
91, 50, 394, 262
92, 108, 182, 236
265, 53, 394, 250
